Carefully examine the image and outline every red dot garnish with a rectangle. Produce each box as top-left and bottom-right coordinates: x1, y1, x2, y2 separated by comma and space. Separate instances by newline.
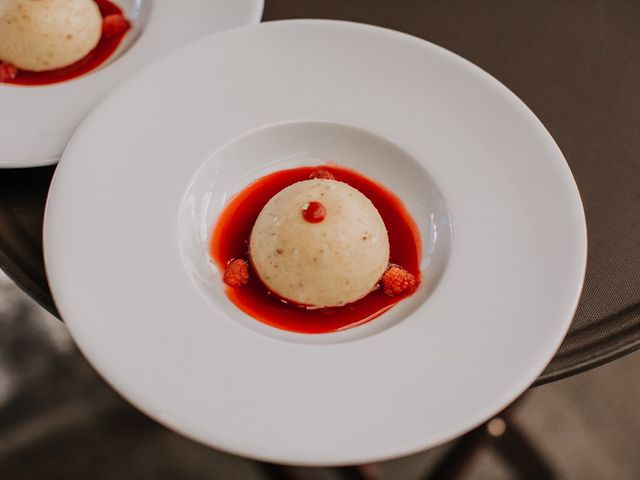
301, 201, 326, 223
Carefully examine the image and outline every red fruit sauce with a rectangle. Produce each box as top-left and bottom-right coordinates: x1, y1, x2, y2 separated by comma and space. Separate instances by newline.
0, 0, 130, 86
210, 164, 421, 334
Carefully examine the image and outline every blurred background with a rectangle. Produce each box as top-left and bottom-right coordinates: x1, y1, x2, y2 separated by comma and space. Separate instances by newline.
1, 270, 639, 480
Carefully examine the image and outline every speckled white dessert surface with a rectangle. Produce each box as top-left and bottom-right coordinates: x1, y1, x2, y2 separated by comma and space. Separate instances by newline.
250, 179, 389, 307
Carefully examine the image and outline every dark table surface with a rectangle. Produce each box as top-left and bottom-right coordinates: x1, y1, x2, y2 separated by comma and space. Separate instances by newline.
2, 0, 640, 385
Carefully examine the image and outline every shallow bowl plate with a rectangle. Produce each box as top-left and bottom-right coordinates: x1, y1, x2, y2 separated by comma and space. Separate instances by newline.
44, 20, 587, 465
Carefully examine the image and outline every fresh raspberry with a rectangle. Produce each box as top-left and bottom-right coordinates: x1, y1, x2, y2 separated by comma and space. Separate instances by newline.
223, 259, 249, 287
102, 14, 130, 38
0, 63, 18, 82
382, 265, 419, 297
309, 169, 336, 180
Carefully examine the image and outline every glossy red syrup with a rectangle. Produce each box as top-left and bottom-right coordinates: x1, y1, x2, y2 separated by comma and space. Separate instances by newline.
210, 165, 421, 334
301, 201, 326, 223
1, 0, 130, 86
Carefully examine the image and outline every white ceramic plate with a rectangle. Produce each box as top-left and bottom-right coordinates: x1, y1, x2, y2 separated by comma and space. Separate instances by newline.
44, 20, 587, 465
0, 0, 264, 168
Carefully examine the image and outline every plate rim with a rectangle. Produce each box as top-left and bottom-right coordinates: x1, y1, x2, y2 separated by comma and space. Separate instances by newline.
43, 19, 588, 465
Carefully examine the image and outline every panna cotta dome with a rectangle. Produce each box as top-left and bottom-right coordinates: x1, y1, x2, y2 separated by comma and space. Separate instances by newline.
250, 179, 390, 308
0, 0, 102, 72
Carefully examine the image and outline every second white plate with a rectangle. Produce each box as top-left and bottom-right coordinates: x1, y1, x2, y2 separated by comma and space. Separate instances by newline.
0, 0, 264, 168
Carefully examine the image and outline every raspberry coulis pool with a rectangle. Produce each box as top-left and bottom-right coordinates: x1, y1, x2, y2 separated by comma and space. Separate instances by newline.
210, 164, 421, 334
